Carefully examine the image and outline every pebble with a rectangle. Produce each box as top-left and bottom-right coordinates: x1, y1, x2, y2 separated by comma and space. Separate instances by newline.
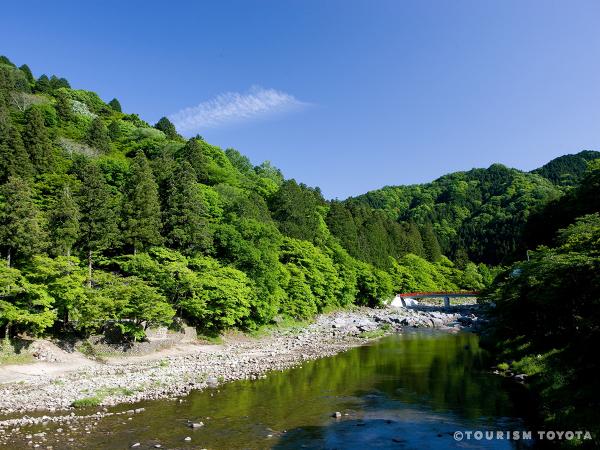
0, 305, 482, 448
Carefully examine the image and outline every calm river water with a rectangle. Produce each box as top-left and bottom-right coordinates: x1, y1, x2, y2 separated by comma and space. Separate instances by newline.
14, 330, 535, 449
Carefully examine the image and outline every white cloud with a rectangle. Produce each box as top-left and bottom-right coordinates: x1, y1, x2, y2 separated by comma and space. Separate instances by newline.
169, 86, 308, 133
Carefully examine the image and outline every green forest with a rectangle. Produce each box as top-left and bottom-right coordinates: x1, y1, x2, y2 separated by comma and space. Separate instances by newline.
0, 55, 494, 341
344, 132, 600, 436
1, 55, 598, 341
1, 54, 600, 440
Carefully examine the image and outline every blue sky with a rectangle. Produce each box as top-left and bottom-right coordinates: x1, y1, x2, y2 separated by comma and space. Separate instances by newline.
2, 0, 600, 198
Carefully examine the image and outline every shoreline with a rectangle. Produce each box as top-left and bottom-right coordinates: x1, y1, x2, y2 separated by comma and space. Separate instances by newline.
0, 305, 481, 430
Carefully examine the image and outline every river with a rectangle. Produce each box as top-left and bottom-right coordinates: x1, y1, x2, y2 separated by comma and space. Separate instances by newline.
14, 329, 533, 449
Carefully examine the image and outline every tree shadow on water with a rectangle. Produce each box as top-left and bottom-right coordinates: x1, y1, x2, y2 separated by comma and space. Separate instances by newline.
271, 418, 480, 450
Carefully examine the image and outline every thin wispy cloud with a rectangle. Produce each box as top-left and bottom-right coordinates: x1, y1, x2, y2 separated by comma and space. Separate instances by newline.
169, 86, 308, 133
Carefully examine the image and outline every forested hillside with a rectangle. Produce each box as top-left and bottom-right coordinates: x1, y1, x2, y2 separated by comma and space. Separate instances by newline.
532, 150, 600, 186
481, 161, 600, 439
350, 150, 600, 266
0, 56, 488, 341
351, 164, 562, 265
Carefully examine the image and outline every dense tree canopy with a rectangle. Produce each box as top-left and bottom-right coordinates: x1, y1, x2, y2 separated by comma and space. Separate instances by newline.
352, 163, 561, 265
1, 54, 591, 342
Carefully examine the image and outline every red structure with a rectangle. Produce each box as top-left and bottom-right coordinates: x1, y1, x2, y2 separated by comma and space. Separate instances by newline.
397, 291, 480, 298
394, 291, 480, 307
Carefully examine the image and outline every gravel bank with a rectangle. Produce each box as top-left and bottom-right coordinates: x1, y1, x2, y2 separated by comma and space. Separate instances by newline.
0, 304, 481, 435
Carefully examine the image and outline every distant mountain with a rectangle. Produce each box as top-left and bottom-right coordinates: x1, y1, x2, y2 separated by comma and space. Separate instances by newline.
348, 164, 562, 265
532, 150, 600, 186
347, 151, 600, 265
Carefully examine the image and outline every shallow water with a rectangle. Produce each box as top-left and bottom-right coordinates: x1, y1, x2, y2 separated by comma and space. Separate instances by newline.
9, 330, 534, 449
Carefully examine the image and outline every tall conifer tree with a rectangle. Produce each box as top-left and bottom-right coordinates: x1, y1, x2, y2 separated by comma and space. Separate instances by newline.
22, 106, 53, 173
164, 161, 208, 254
0, 177, 46, 266
123, 152, 163, 254
108, 98, 122, 112
55, 90, 73, 122
180, 138, 209, 183
421, 222, 442, 262
49, 185, 80, 257
78, 163, 119, 285
85, 117, 110, 153
154, 116, 178, 139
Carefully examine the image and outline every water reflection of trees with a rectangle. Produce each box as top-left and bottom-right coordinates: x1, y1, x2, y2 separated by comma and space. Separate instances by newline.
181, 332, 514, 427
83, 332, 526, 449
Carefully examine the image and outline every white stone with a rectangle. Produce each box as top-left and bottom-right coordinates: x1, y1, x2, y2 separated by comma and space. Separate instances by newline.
390, 296, 419, 307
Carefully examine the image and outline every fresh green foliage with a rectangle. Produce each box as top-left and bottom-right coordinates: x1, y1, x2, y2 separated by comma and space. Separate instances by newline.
71, 396, 102, 408
353, 163, 561, 265
483, 212, 600, 438
525, 160, 600, 249
0, 56, 514, 341
532, 150, 600, 186
86, 117, 111, 153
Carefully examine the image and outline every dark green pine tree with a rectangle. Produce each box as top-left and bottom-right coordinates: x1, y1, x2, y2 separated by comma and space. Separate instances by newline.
35, 74, 51, 93
270, 180, 324, 243
18, 64, 35, 85
0, 125, 34, 182
179, 137, 209, 183
108, 120, 122, 140
405, 221, 425, 257
55, 90, 73, 122
85, 117, 110, 153
78, 163, 119, 285
123, 152, 163, 254
164, 161, 209, 254
0, 176, 46, 267
49, 75, 70, 90
326, 201, 359, 257
49, 185, 80, 257
22, 107, 54, 174
421, 222, 442, 262
0, 56, 15, 66
108, 98, 122, 112
0, 104, 12, 181
453, 247, 470, 270
154, 116, 178, 139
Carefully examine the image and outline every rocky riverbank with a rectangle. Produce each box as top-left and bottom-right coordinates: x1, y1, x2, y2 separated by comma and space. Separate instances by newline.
0, 304, 481, 446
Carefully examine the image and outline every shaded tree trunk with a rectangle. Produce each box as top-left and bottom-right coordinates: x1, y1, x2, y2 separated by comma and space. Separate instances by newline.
87, 249, 93, 288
